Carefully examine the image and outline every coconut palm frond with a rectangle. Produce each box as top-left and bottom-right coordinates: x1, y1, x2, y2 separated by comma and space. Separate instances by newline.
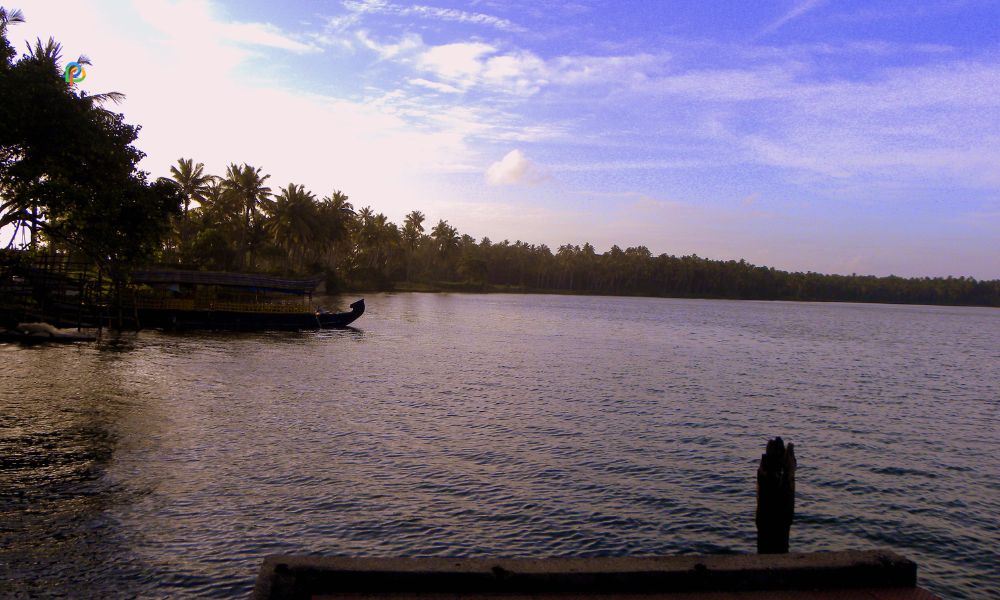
1, 8, 26, 26
30, 36, 62, 62
85, 91, 126, 105
75, 53, 91, 66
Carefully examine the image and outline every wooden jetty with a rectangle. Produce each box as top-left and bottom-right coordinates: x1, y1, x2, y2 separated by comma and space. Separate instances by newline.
252, 551, 935, 599
253, 439, 938, 599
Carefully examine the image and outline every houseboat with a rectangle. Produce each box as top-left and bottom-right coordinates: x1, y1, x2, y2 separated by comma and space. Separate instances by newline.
129, 269, 364, 331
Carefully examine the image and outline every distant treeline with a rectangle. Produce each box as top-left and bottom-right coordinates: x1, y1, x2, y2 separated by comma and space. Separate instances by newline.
152, 157, 1000, 307
463, 243, 1000, 306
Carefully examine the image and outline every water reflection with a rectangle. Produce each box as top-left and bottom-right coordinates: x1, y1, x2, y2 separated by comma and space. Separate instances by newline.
0, 345, 149, 596
1, 296, 998, 598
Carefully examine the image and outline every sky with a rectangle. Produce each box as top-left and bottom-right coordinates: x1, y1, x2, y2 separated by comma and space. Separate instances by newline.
7, 0, 1000, 278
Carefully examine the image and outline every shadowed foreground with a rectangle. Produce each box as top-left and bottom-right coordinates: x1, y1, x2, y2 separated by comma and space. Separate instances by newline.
253, 551, 936, 599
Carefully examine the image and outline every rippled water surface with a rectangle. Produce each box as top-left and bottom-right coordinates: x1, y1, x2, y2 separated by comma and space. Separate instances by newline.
2, 294, 998, 598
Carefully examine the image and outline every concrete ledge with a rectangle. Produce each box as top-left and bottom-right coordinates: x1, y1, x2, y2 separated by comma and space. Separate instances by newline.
253, 550, 918, 599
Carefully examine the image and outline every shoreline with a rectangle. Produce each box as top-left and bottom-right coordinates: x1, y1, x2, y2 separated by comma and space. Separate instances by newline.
339, 282, 1000, 309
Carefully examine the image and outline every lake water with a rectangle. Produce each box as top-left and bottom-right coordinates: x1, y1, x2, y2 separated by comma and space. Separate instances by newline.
1, 293, 998, 598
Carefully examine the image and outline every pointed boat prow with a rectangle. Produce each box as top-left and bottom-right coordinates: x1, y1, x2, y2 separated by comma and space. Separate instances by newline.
317, 298, 365, 328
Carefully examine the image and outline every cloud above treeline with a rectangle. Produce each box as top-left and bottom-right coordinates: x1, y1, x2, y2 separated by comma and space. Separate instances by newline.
486, 150, 548, 186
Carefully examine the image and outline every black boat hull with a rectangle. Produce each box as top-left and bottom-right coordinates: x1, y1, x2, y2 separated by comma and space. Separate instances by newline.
135, 299, 365, 331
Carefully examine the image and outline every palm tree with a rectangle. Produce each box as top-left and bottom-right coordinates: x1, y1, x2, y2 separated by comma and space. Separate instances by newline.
3, 36, 66, 250
348, 207, 397, 274
264, 183, 317, 271
197, 178, 241, 237
356, 205, 373, 225
402, 210, 425, 250
166, 158, 213, 257
27, 38, 124, 106
27, 35, 61, 65
556, 244, 578, 289
430, 219, 459, 279
222, 163, 271, 270
0, 8, 24, 64
0, 7, 25, 29
369, 213, 399, 272
169, 158, 213, 217
198, 179, 231, 219
402, 210, 425, 280
431, 219, 458, 255
324, 190, 353, 214
355, 206, 376, 268
179, 178, 242, 269
317, 190, 355, 271
1, 13, 136, 261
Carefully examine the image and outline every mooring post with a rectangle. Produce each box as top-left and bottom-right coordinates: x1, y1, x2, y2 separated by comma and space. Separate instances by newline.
755, 436, 796, 553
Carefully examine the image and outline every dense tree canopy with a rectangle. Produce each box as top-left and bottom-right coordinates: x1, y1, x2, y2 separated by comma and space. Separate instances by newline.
0, 8, 181, 274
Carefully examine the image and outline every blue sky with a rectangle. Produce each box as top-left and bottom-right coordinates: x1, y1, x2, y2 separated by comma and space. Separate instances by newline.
10, 0, 1000, 277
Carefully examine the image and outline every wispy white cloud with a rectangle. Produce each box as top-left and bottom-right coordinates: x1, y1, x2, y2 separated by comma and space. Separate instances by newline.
640, 65, 799, 101
826, 2, 985, 25
416, 41, 497, 88
407, 77, 463, 94
743, 63, 1000, 184
759, 0, 827, 36
807, 61, 1000, 111
357, 30, 422, 58
358, 32, 660, 97
349, 23, 1000, 196
486, 149, 548, 185
577, 191, 688, 215
109, 1, 1000, 199
551, 53, 662, 85
480, 50, 549, 95
221, 21, 321, 53
321, 11, 363, 38
834, 40, 954, 55
134, 0, 321, 54
342, 0, 524, 32
600, 51, 1000, 187
548, 159, 706, 172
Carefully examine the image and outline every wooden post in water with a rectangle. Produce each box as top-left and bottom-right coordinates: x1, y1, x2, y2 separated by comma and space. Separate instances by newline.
756, 436, 796, 553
